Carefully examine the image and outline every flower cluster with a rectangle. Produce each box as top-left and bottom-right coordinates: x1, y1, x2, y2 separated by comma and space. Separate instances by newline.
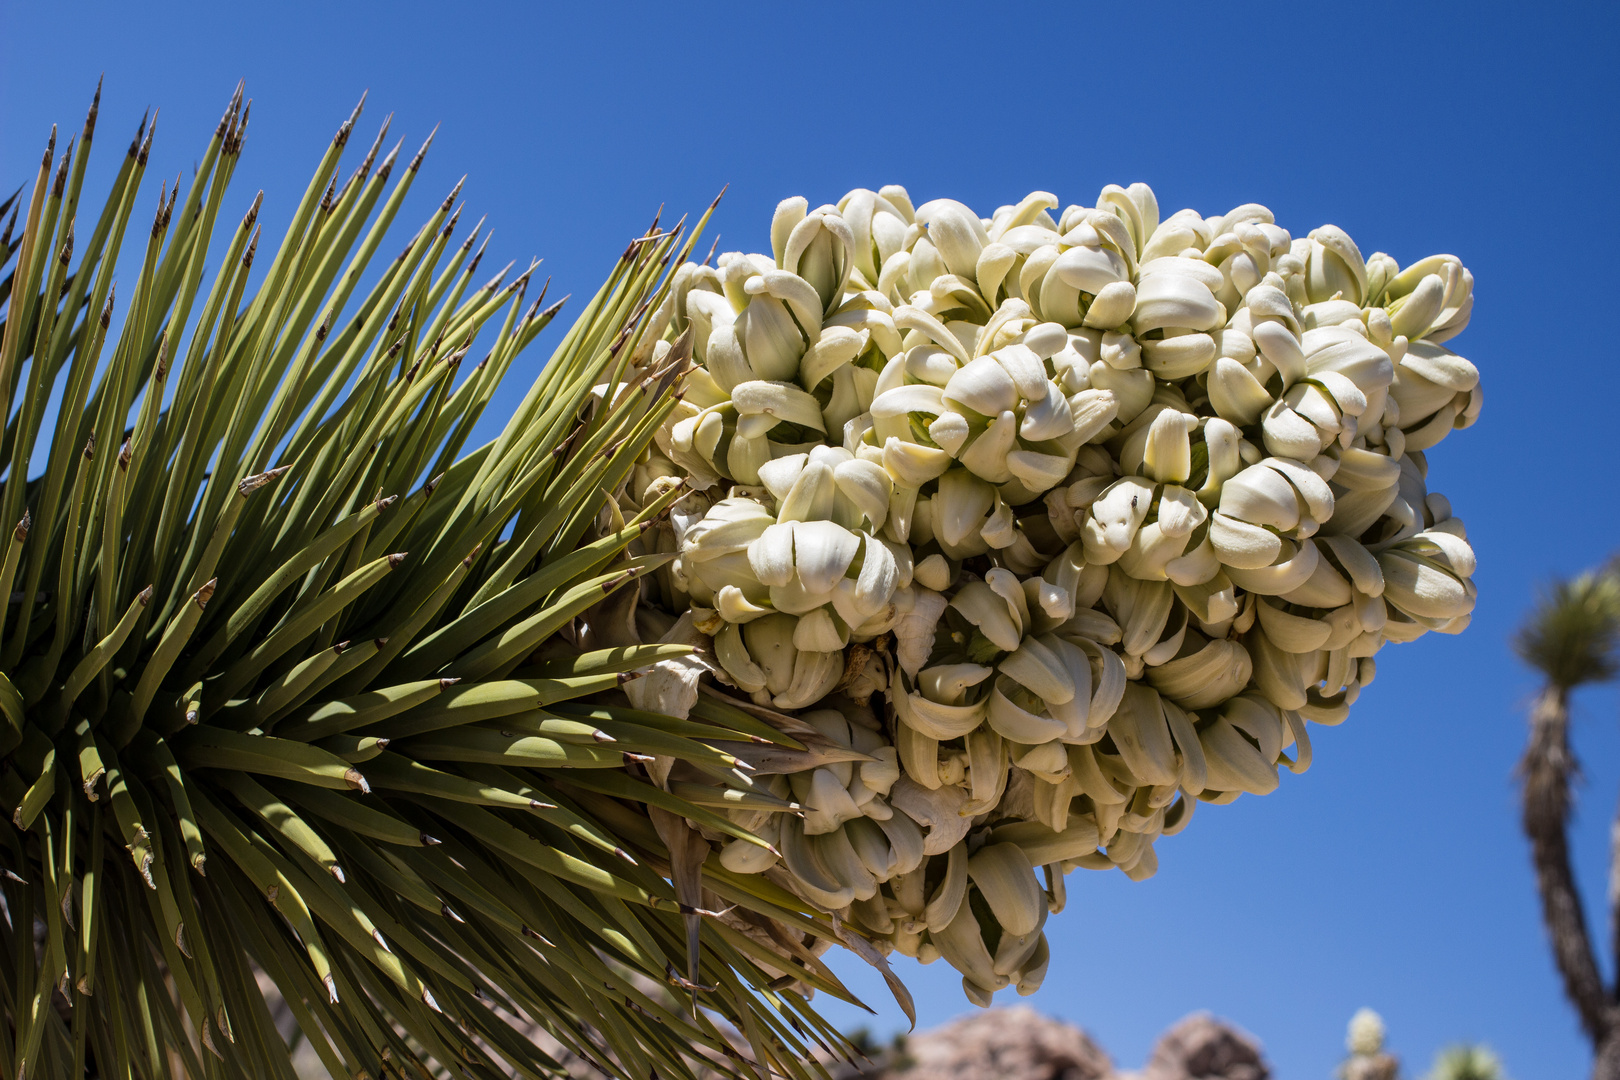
637, 182, 1480, 1005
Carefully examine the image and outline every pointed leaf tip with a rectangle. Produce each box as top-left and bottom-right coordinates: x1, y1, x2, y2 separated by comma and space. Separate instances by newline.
409, 123, 439, 172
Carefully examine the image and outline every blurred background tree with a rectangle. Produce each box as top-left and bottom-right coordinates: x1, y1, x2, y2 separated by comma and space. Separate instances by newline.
1515, 562, 1620, 1078
1425, 1044, 1507, 1080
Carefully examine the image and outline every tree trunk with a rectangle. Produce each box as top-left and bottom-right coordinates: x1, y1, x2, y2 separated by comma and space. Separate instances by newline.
1522, 684, 1613, 1044
1611, 789, 1620, 985
1595, 1025, 1620, 1080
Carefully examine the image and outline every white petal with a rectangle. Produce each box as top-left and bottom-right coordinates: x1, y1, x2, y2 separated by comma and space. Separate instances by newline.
1156, 485, 1207, 538
992, 344, 1049, 402
1133, 271, 1222, 333
1020, 383, 1074, 441
776, 460, 836, 523
805, 337, 872, 414
958, 411, 1018, 484
833, 459, 893, 530
746, 522, 797, 587
1053, 243, 1130, 293
1219, 464, 1300, 531
1207, 512, 1283, 569
731, 380, 827, 432
852, 533, 900, 616
1141, 409, 1198, 484
951, 580, 1023, 652
929, 410, 971, 455
794, 608, 850, 652
871, 383, 947, 419
757, 453, 809, 503
920, 663, 994, 704
882, 437, 952, 486
895, 587, 949, 677
936, 469, 995, 547
999, 637, 1075, 704
944, 356, 1020, 417
791, 520, 861, 595
914, 554, 952, 592
1006, 450, 1071, 494
716, 585, 774, 623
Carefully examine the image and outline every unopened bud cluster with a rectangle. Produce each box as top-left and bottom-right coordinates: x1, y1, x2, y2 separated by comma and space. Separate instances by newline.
631, 182, 1481, 1005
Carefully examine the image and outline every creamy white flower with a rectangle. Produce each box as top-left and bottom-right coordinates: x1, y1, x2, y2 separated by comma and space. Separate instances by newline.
650, 180, 1483, 1009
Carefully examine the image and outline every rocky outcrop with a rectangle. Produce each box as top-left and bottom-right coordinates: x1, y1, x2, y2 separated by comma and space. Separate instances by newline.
895, 1007, 1114, 1080
826, 1006, 1269, 1080
1138, 1013, 1270, 1080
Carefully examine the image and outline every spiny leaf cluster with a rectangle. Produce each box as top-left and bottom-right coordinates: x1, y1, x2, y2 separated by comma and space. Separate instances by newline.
1514, 568, 1620, 693
0, 82, 862, 1080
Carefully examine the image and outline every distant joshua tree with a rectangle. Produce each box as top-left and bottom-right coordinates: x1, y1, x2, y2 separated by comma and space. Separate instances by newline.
1514, 562, 1620, 1078
1426, 1044, 1507, 1080
1339, 1009, 1399, 1080
1339, 1010, 1508, 1080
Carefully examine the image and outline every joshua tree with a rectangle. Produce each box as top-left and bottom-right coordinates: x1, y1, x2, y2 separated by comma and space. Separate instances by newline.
0, 73, 1499, 1076
1339, 1008, 1399, 1080
1426, 1044, 1507, 1080
1514, 562, 1620, 1078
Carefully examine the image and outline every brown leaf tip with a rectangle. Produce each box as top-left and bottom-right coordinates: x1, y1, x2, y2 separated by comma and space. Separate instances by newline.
238, 464, 291, 496
409, 123, 438, 173
53, 146, 71, 197
377, 137, 403, 183
85, 76, 102, 138
127, 109, 148, 158
138, 110, 157, 165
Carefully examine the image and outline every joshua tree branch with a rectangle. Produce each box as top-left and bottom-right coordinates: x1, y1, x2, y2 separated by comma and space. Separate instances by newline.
1522, 685, 1613, 1043
1611, 789, 1620, 995
1596, 1028, 1620, 1080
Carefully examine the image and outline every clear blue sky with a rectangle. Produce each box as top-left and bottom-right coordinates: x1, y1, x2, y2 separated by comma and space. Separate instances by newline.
3, 2, 1617, 1075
